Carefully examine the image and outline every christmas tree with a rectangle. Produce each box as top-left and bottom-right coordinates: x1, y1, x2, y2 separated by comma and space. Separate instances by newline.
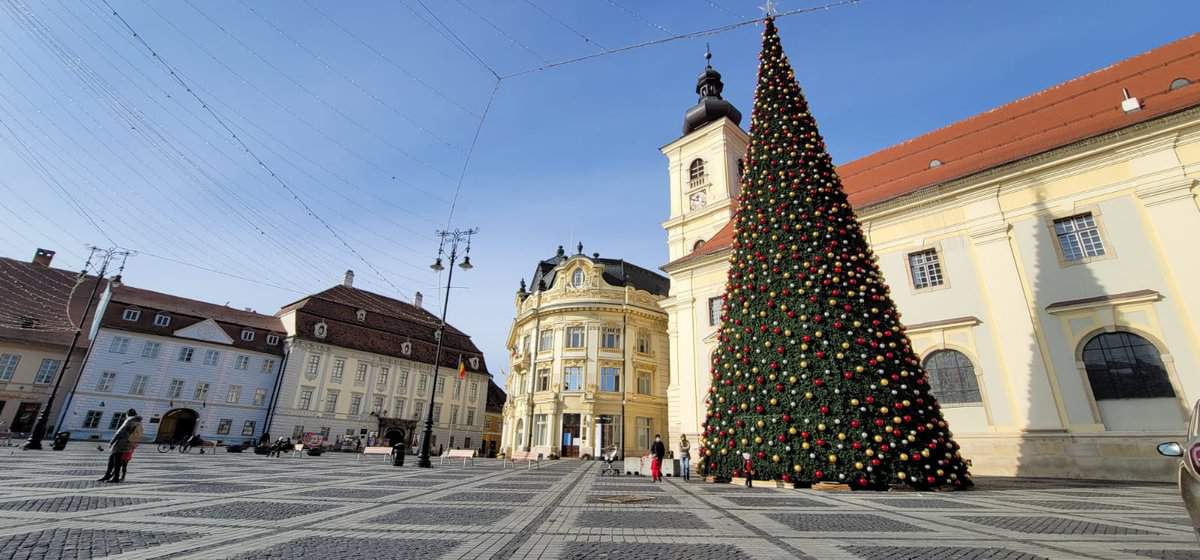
699, 17, 973, 491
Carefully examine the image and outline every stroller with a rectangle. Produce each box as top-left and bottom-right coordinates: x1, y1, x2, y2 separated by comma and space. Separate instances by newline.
600, 446, 621, 477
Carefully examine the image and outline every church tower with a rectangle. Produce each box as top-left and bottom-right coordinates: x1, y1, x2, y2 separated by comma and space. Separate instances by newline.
660, 49, 749, 263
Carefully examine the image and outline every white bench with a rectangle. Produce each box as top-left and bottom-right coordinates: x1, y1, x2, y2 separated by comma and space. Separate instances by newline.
358, 446, 394, 462
291, 443, 305, 458
504, 450, 542, 470
440, 449, 475, 466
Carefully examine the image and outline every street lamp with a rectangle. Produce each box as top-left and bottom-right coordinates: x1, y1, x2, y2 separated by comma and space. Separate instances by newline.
416, 228, 477, 468
24, 247, 130, 450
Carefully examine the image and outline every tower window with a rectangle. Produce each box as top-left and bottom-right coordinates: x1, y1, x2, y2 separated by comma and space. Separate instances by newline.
571, 269, 585, 288
688, 158, 707, 188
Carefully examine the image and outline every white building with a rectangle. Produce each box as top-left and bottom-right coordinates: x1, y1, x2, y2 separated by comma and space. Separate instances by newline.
267, 273, 491, 453
61, 286, 286, 444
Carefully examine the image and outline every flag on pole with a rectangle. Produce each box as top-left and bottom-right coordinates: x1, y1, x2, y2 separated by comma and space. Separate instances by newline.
457, 355, 466, 379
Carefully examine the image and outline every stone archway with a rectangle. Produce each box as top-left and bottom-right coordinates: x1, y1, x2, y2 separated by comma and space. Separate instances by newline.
156, 408, 199, 443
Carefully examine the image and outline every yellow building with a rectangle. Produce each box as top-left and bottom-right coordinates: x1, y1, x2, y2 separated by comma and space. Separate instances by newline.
502, 245, 670, 459
663, 36, 1200, 481
481, 379, 505, 458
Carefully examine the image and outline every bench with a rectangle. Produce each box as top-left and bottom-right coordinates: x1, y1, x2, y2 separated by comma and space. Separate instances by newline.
504, 450, 542, 470
358, 446, 394, 462
291, 443, 305, 458
193, 440, 218, 455
440, 449, 475, 466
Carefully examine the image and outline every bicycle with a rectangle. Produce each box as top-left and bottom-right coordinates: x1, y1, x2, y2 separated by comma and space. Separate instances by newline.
157, 438, 193, 454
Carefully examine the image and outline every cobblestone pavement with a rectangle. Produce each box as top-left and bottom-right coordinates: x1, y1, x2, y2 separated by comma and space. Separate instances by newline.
0, 446, 1196, 559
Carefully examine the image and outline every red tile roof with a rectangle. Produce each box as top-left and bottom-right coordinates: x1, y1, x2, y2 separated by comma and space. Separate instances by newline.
0, 256, 102, 348
667, 33, 1200, 268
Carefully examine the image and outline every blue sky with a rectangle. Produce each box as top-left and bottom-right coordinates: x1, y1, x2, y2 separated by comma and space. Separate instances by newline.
0, 0, 1195, 384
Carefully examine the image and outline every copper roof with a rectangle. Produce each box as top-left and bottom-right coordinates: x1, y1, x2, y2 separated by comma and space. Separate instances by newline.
667, 33, 1200, 268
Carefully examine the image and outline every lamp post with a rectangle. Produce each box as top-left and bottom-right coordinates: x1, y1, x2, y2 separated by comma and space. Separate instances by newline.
24, 247, 130, 450
417, 228, 477, 468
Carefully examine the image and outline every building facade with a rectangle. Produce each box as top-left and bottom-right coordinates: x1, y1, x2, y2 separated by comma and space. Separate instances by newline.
269, 273, 490, 452
0, 250, 97, 436
62, 286, 286, 444
482, 379, 505, 457
662, 37, 1200, 481
501, 246, 670, 459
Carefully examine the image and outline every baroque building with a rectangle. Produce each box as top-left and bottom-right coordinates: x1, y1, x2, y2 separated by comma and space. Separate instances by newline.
268, 272, 490, 452
662, 36, 1200, 481
502, 245, 670, 459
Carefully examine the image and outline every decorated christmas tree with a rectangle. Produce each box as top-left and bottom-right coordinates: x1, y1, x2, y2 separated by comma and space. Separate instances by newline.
699, 17, 972, 490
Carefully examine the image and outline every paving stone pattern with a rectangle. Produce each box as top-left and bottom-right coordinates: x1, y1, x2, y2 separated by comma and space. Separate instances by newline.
0, 446, 1193, 559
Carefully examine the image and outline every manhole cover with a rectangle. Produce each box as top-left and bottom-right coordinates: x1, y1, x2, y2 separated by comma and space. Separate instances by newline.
595, 495, 656, 504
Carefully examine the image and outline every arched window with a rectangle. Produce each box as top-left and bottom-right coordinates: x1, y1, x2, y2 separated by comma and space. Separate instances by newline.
688, 158, 706, 181
571, 269, 585, 287
693, 239, 706, 251
923, 350, 981, 404
515, 419, 525, 448
1082, 332, 1174, 400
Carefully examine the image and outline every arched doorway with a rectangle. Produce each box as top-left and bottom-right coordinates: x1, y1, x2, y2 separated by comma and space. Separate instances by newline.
384, 429, 405, 447
156, 408, 199, 443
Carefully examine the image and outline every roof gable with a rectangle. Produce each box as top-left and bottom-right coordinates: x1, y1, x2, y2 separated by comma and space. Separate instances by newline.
173, 318, 234, 345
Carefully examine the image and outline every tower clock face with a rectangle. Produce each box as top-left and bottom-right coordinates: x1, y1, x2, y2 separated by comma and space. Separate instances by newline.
689, 190, 707, 210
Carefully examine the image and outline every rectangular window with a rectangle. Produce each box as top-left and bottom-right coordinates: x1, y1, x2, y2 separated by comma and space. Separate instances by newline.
355, 363, 368, 384
110, 337, 130, 354
34, 358, 60, 384
227, 385, 242, 404
417, 374, 428, 393
468, 381, 478, 401
708, 297, 723, 327
217, 419, 232, 435
122, 308, 141, 321
82, 410, 103, 429
453, 379, 462, 399
96, 371, 117, 392
565, 327, 585, 349
305, 355, 321, 375
450, 405, 460, 425
240, 330, 255, 342
398, 369, 409, 390
331, 359, 345, 380
141, 341, 161, 359
533, 414, 548, 446
537, 368, 550, 392
466, 408, 476, 426
292, 425, 304, 439
266, 334, 280, 345
600, 367, 621, 392
636, 331, 651, 354
412, 400, 425, 420
435, 377, 445, 396
253, 388, 267, 406
373, 395, 385, 414
109, 412, 127, 430
319, 427, 330, 440
908, 248, 944, 290
194, 382, 210, 401
324, 391, 339, 413
378, 368, 389, 388
178, 347, 194, 362
235, 355, 250, 370
432, 403, 443, 423
563, 366, 582, 391
1054, 213, 1106, 261
0, 353, 20, 380
636, 417, 652, 450
349, 394, 363, 415
261, 359, 276, 374
168, 378, 184, 399
129, 374, 149, 395
538, 330, 553, 352
242, 420, 256, 436
298, 389, 313, 410
638, 371, 652, 395
522, 334, 530, 354
203, 350, 220, 366
153, 313, 170, 327
393, 398, 406, 418
601, 327, 621, 349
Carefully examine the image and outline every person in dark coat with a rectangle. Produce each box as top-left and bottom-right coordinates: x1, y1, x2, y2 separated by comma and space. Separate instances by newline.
650, 434, 666, 482
99, 409, 142, 483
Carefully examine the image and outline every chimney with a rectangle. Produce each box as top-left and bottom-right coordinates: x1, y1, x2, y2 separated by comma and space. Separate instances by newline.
343, 270, 355, 288
414, 291, 423, 308
32, 248, 55, 268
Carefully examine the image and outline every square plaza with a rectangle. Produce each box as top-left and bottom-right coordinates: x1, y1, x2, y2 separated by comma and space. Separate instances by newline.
0, 448, 1195, 559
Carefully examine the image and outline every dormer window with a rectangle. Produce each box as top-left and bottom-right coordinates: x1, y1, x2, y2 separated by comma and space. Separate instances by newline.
400, 341, 412, 356
313, 322, 328, 339
122, 308, 141, 322
469, 357, 479, 370
571, 269, 585, 288
688, 158, 706, 189
240, 329, 255, 342
693, 239, 706, 251
356, 309, 367, 322
266, 334, 280, 346
689, 190, 707, 210
153, 313, 171, 327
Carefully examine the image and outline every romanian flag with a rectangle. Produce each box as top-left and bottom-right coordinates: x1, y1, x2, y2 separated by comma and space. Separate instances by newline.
457, 355, 466, 379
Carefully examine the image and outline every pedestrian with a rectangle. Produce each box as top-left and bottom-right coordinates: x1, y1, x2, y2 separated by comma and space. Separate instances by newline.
678, 434, 692, 482
650, 434, 666, 482
742, 452, 754, 488
99, 409, 142, 483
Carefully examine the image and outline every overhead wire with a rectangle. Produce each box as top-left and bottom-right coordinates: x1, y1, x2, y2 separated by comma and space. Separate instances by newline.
519, 0, 607, 51
605, 0, 674, 35
448, 0, 550, 64
409, 0, 501, 80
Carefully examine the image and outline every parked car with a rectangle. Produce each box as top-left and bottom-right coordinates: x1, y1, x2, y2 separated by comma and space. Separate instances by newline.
1156, 399, 1200, 541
